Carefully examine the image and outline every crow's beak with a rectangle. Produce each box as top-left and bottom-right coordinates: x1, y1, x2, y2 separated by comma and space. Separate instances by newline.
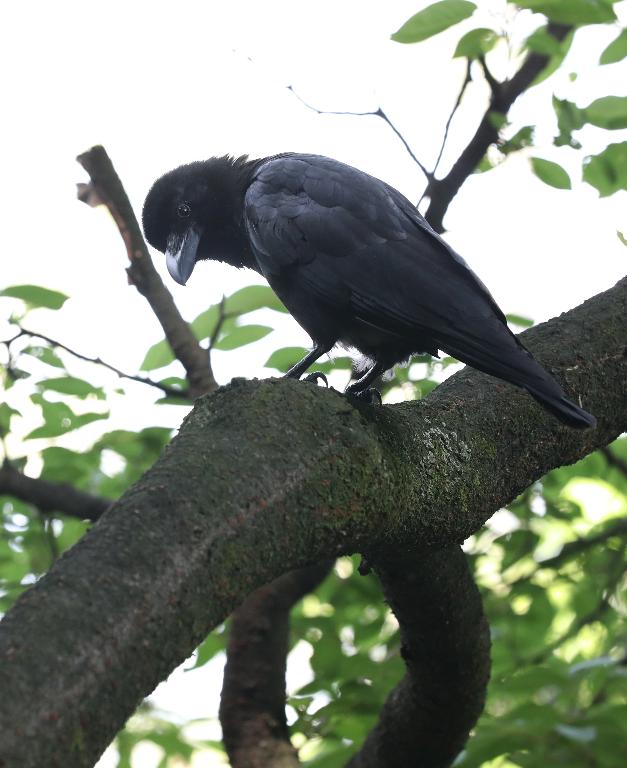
165, 227, 201, 285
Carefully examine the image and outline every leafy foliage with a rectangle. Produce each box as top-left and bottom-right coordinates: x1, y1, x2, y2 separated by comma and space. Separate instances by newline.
2, 3, 627, 766
600, 28, 627, 65
583, 142, 627, 196
0, 285, 69, 310
391, 0, 476, 44
530, 157, 572, 189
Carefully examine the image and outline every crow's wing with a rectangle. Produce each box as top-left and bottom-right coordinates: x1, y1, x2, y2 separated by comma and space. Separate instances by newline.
245, 155, 536, 370
243, 154, 596, 428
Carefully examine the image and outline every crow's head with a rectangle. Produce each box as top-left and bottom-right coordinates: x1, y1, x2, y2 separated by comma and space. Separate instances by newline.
142, 156, 254, 284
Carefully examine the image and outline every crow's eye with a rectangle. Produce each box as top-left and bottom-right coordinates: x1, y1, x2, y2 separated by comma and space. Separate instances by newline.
177, 202, 192, 219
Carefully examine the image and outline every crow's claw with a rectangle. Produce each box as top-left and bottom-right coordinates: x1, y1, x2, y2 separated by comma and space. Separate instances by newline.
346, 387, 382, 405
304, 371, 329, 387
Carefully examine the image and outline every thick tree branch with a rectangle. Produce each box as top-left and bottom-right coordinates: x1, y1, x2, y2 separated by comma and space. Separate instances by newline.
0, 460, 110, 522
78, 147, 324, 760
76, 145, 216, 398
349, 545, 490, 768
424, 24, 571, 232
0, 278, 624, 767
220, 562, 333, 768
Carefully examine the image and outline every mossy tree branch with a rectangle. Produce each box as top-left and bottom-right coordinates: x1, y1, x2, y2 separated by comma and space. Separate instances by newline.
0, 277, 624, 768
348, 545, 490, 768
220, 562, 334, 768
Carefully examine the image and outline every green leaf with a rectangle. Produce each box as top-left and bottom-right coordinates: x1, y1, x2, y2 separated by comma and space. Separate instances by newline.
140, 339, 174, 371
0, 404, 20, 436
35, 376, 104, 399
265, 347, 352, 374
190, 305, 220, 341
474, 154, 497, 173
600, 28, 627, 65
191, 629, 225, 668
529, 28, 574, 86
157, 376, 187, 390
212, 324, 272, 351
0, 285, 69, 310
530, 157, 572, 189
25, 397, 108, 439
583, 142, 627, 196
553, 96, 586, 148
391, 1, 476, 44
27, 412, 107, 439
513, 0, 617, 25
453, 27, 498, 58
40, 445, 100, 486
488, 111, 508, 130
506, 313, 534, 328
265, 346, 309, 372
585, 95, 627, 130
500, 126, 535, 156
22, 346, 65, 369
223, 284, 287, 315
525, 25, 564, 56
617, 231, 627, 246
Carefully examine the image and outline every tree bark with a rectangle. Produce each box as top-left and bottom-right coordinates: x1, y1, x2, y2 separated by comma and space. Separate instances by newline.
0, 277, 625, 768
220, 563, 333, 768
348, 545, 490, 768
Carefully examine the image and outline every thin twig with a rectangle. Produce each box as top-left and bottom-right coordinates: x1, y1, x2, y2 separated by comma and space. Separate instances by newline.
429, 60, 473, 185
424, 23, 572, 232
206, 296, 228, 355
286, 85, 431, 179
2, 327, 189, 400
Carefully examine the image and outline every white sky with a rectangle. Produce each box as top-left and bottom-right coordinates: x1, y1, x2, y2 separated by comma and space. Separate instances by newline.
1, 1, 626, 764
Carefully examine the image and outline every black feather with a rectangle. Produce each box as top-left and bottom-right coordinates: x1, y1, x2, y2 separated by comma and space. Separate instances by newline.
142, 152, 596, 429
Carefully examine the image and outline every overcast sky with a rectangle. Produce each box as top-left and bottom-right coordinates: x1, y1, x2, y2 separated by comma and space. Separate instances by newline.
2, 1, 626, 764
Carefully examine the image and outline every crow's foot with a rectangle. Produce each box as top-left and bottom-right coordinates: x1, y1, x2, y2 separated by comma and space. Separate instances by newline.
346, 387, 382, 405
304, 371, 329, 387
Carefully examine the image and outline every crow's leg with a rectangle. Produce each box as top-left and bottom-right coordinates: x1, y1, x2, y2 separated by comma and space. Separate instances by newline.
345, 361, 387, 400
284, 343, 333, 381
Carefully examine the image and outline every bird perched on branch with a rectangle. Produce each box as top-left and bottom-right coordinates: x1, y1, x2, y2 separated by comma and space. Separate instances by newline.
142, 153, 595, 428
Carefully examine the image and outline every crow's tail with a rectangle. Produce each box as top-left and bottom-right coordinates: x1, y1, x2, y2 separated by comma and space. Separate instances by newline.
438, 331, 596, 430
524, 386, 596, 429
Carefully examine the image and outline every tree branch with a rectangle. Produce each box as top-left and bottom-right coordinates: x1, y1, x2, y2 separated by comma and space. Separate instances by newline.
348, 545, 490, 768
286, 86, 431, 179
220, 562, 333, 768
2, 326, 188, 400
424, 24, 571, 232
0, 461, 110, 522
537, 518, 627, 571
528, 544, 626, 666
76, 145, 216, 398
429, 60, 473, 183
0, 277, 624, 767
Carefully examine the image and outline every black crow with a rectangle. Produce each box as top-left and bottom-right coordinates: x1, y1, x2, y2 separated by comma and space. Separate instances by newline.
142, 153, 595, 428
